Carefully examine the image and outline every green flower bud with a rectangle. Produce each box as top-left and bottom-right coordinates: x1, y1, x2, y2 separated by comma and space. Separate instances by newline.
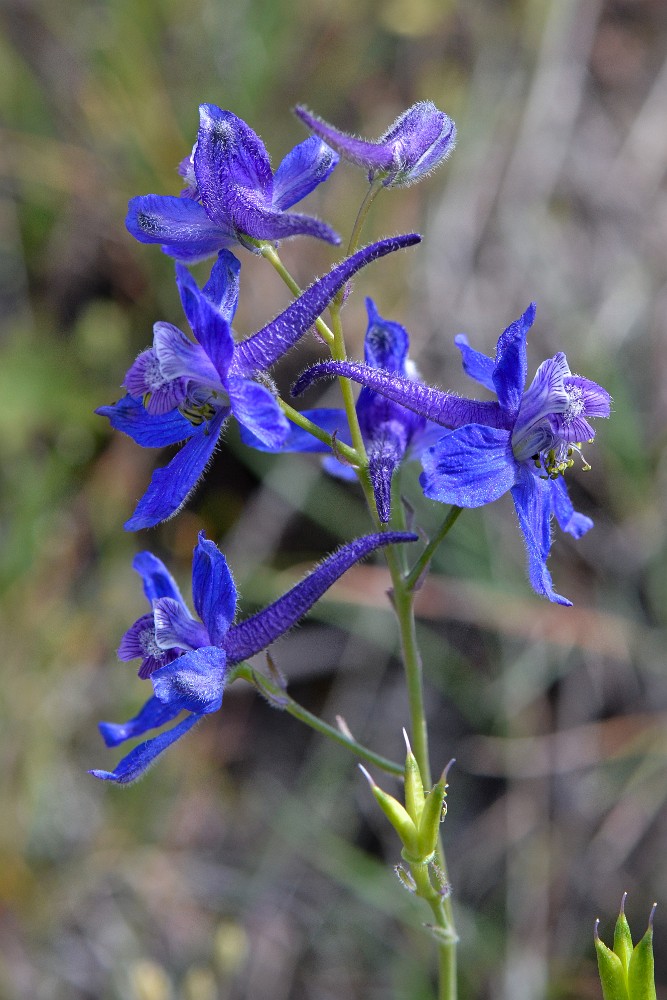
595, 922, 629, 1000
402, 728, 425, 824
359, 765, 419, 857
417, 768, 449, 859
627, 906, 657, 1000
614, 894, 633, 976
595, 899, 657, 1000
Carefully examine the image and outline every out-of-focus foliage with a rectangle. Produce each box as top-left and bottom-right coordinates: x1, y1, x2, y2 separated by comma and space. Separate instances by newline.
1, 0, 667, 997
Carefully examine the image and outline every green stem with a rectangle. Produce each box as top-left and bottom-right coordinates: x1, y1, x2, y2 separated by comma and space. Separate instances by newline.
231, 663, 404, 777
277, 397, 360, 466
405, 507, 463, 592
347, 178, 384, 257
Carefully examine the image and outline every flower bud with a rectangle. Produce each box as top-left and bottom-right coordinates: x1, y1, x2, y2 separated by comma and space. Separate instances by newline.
627, 905, 657, 1000
417, 766, 449, 859
595, 898, 657, 1000
402, 729, 425, 824
359, 765, 419, 857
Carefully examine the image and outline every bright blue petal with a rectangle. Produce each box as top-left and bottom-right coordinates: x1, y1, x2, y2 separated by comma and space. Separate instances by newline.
175, 264, 202, 334
190, 295, 235, 381
223, 532, 417, 664
492, 303, 535, 416
322, 455, 358, 481
90, 712, 201, 784
510, 471, 572, 606
195, 105, 273, 223
98, 695, 184, 747
126, 194, 234, 262
97, 396, 193, 447
191, 532, 237, 645
151, 646, 228, 715
227, 376, 289, 448
551, 476, 593, 539
239, 408, 347, 453
272, 137, 338, 210
153, 597, 209, 650
124, 409, 228, 530
364, 298, 410, 370
454, 334, 495, 392
202, 250, 241, 323
133, 551, 186, 605
420, 425, 516, 507
153, 321, 222, 387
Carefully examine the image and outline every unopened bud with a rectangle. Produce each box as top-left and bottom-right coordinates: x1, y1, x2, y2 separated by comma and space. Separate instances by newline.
417, 766, 449, 859
359, 765, 419, 856
402, 729, 425, 824
595, 898, 657, 1000
627, 905, 657, 1000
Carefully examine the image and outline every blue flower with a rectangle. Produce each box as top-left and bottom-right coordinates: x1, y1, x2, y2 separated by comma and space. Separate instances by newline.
292, 305, 610, 604
126, 104, 340, 261
294, 101, 456, 188
90, 530, 416, 784
242, 298, 442, 522
98, 234, 420, 530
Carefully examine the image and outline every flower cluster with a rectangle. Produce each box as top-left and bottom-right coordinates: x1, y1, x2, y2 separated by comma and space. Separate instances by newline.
93, 96, 609, 782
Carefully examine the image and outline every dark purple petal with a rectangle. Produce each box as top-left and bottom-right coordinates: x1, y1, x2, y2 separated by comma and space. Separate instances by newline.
454, 334, 495, 392
221, 184, 339, 244
223, 532, 417, 665
123, 347, 190, 416
124, 408, 228, 531
133, 551, 187, 605
202, 250, 241, 322
151, 646, 228, 715
227, 376, 289, 448
510, 470, 572, 606
97, 396, 194, 447
90, 713, 201, 784
153, 597, 210, 651
420, 425, 517, 507
239, 407, 347, 453
191, 532, 237, 646
550, 476, 593, 539
512, 353, 571, 460
195, 105, 274, 222
188, 295, 235, 381
565, 377, 612, 418
98, 695, 186, 747
153, 321, 222, 387
232, 235, 421, 378
364, 298, 410, 371
118, 613, 181, 678
126, 194, 235, 262
272, 137, 338, 210
492, 304, 535, 416
292, 361, 510, 431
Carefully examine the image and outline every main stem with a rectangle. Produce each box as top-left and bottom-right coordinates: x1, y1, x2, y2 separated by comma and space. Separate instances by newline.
260, 231, 458, 1000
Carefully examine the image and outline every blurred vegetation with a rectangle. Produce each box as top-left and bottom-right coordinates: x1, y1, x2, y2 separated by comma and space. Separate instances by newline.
1, 0, 667, 997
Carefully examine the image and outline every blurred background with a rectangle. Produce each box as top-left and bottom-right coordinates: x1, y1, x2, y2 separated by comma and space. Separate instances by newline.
1, 0, 667, 997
